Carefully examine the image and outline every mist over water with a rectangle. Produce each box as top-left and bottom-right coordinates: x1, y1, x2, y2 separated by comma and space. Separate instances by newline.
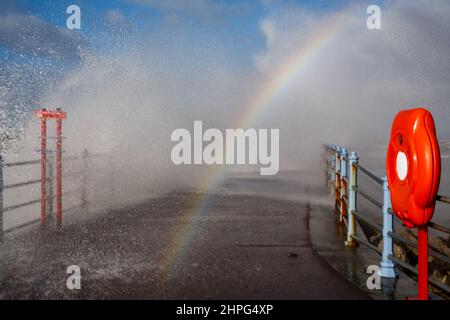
1, 0, 450, 217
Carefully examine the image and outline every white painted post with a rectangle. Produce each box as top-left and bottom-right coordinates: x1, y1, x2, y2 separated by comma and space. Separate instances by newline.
345, 151, 358, 247
340, 148, 348, 223
334, 146, 341, 210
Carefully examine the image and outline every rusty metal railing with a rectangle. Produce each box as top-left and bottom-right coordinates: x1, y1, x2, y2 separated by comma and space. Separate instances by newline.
323, 143, 450, 297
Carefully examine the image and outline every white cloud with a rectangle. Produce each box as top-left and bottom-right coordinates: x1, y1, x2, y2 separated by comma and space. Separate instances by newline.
252, 0, 450, 168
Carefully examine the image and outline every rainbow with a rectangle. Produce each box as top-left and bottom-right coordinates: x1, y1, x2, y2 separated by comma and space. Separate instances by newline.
237, 11, 348, 129
157, 10, 350, 284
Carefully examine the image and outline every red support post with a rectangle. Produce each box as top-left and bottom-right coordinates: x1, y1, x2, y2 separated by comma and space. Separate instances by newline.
40, 118, 47, 226
35, 108, 66, 227
56, 119, 62, 226
417, 226, 429, 300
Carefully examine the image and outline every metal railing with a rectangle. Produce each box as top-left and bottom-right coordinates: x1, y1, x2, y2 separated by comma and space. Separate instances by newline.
0, 149, 93, 241
323, 143, 450, 296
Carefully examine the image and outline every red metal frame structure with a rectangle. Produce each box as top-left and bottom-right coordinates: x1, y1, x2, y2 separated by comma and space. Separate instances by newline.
35, 109, 67, 226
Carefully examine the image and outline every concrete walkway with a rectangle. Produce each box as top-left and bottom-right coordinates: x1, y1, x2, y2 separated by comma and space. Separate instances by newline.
0, 175, 369, 299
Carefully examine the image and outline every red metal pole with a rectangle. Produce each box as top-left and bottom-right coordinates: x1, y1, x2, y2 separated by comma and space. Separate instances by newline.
40, 118, 47, 225
56, 119, 62, 226
417, 226, 429, 300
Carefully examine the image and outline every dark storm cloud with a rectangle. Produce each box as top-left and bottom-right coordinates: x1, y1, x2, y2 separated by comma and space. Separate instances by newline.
0, 10, 85, 60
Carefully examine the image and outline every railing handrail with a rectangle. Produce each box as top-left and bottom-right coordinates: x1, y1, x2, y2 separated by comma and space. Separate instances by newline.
428, 221, 450, 234
325, 143, 450, 210
2, 152, 95, 168
354, 186, 383, 209
4, 159, 40, 167
326, 144, 450, 235
437, 194, 450, 204
387, 207, 450, 235
353, 163, 384, 186
387, 231, 450, 265
4, 178, 46, 190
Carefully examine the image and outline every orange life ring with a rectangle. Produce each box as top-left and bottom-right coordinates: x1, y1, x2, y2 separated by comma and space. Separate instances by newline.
386, 108, 441, 228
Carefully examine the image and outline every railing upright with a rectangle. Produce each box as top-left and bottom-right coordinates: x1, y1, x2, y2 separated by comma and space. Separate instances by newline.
324, 145, 329, 187
110, 155, 115, 198
379, 176, 397, 278
345, 151, 358, 247
47, 153, 54, 219
0, 154, 3, 242
334, 146, 341, 211
81, 149, 88, 208
329, 145, 335, 194
339, 148, 348, 223
39, 117, 47, 226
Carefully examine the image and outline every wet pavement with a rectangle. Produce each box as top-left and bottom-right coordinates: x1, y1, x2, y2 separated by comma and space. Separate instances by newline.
0, 173, 369, 299
309, 201, 419, 300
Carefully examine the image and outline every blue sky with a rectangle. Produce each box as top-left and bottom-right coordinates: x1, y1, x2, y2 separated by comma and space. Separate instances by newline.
0, 0, 377, 69
3, 0, 450, 157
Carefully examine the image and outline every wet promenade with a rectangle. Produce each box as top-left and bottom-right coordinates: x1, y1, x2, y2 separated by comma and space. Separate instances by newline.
0, 173, 369, 299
